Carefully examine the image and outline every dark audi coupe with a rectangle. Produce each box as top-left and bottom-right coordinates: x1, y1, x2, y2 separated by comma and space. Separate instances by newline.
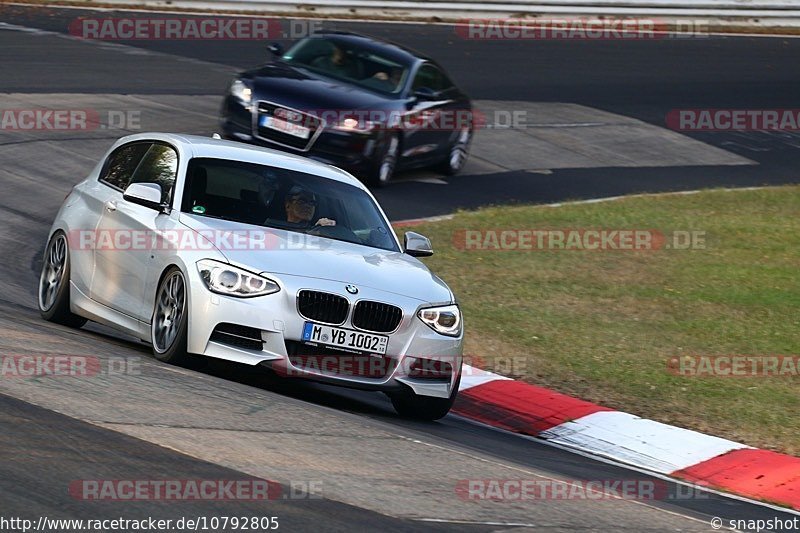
219, 32, 474, 186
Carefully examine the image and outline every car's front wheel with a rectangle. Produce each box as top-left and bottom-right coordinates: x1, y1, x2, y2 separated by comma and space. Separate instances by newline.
436, 126, 472, 176
366, 133, 399, 187
389, 373, 461, 421
38, 231, 87, 328
151, 267, 191, 365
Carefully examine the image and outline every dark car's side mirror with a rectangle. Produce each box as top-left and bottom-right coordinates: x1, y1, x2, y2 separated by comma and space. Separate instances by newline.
412, 87, 438, 101
123, 183, 169, 213
404, 231, 433, 257
267, 42, 284, 57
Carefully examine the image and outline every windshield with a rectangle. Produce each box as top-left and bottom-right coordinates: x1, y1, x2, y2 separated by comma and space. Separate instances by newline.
181, 158, 399, 252
281, 37, 410, 95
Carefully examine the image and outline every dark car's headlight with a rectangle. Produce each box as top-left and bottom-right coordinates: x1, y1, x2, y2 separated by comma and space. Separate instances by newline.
418, 304, 461, 337
229, 79, 252, 107
332, 116, 377, 133
197, 259, 279, 298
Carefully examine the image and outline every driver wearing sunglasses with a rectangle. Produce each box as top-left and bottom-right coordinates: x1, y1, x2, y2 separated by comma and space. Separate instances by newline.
284, 185, 336, 228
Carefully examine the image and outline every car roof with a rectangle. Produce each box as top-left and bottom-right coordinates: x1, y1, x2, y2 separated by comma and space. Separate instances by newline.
312, 31, 431, 66
112, 133, 365, 189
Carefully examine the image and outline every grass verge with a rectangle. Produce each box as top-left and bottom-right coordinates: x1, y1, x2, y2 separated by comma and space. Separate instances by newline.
398, 186, 800, 454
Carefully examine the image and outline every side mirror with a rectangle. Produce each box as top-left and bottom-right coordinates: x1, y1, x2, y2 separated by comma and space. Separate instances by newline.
123, 183, 168, 213
412, 87, 437, 101
404, 231, 433, 257
267, 42, 283, 57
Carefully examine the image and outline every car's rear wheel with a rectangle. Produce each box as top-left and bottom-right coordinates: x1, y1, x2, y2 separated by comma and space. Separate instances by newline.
389, 373, 461, 421
38, 231, 87, 328
436, 126, 472, 176
151, 267, 191, 365
366, 133, 399, 187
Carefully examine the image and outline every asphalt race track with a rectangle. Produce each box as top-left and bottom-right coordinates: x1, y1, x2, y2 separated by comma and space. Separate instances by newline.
1, 5, 799, 531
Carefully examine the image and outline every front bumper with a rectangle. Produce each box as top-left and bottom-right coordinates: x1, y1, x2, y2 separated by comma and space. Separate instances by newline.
186, 266, 463, 399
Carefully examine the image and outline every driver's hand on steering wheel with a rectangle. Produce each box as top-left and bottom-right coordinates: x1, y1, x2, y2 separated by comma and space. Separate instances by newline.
315, 217, 336, 227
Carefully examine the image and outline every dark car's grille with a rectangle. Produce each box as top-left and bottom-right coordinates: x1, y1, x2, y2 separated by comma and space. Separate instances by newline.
285, 340, 395, 378
210, 323, 263, 351
297, 290, 349, 325
352, 301, 403, 333
255, 101, 323, 151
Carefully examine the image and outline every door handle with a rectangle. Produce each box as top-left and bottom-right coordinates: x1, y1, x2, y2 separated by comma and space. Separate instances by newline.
105, 200, 117, 212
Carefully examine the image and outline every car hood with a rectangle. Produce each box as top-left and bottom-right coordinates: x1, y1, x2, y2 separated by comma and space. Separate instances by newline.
180, 214, 453, 303
243, 63, 396, 114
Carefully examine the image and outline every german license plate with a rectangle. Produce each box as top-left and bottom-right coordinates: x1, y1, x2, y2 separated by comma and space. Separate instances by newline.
302, 322, 388, 355
260, 115, 310, 139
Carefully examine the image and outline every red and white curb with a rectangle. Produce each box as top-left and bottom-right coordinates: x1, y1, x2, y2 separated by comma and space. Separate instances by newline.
455, 364, 800, 511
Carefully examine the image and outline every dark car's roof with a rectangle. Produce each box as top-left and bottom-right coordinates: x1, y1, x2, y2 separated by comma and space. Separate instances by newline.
310, 31, 431, 66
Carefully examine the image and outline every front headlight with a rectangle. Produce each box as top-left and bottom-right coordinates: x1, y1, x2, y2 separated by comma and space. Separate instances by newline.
196, 259, 279, 298
229, 79, 252, 106
332, 116, 377, 133
417, 304, 461, 337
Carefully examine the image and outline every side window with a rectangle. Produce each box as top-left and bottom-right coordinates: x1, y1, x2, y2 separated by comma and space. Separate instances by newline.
99, 143, 151, 191
439, 70, 455, 91
412, 64, 452, 93
129, 143, 179, 205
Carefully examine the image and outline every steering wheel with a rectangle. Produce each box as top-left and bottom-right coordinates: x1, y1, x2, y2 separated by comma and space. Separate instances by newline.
308, 224, 359, 242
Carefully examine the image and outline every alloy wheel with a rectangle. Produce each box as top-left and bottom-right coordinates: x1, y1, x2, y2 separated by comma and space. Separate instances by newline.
153, 271, 186, 353
39, 234, 67, 312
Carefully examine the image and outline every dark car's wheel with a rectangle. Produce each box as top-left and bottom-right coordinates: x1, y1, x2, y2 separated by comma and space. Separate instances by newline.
367, 133, 399, 187
38, 231, 87, 328
436, 126, 472, 176
151, 267, 191, 365
389, 373, 461, 421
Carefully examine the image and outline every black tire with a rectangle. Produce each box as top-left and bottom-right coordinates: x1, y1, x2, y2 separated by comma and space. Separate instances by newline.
389, 372, 461, 421
436, 126, 472, 176
366, 133, 400, 188
38, 231, 87, 328
151, 267, 191, 365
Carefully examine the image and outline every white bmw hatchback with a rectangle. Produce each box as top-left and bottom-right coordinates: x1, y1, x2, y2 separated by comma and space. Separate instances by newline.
38, 133, 463, 419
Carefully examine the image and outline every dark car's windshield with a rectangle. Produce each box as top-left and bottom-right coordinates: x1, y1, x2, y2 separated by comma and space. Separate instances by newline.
281, 37, 410, 95
181, 158, 399, 252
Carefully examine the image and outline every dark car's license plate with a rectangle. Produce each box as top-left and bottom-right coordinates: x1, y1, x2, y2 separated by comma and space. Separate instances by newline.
259, 115, 310, 139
